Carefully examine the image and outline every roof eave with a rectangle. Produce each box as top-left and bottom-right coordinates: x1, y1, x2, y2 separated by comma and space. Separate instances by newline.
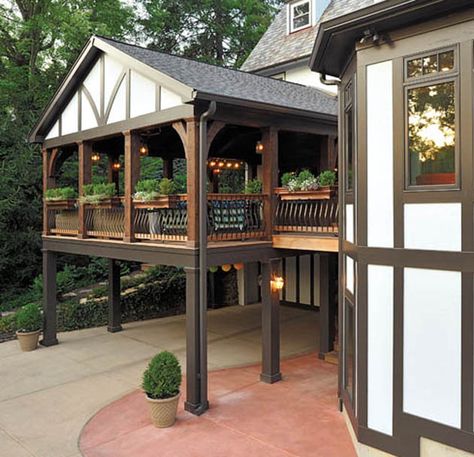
310, 0, 474, 78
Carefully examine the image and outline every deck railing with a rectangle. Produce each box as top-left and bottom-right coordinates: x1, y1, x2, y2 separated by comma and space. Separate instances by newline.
45, 200, 79, 236
84, 198, 125, 239
274, 189, 339, 235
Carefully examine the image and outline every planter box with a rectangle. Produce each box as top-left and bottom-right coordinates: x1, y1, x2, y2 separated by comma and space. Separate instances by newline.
134, 194, 187, 209
275, 186, 338, 201
45, 199, 77, 210
83, 197, 124, 209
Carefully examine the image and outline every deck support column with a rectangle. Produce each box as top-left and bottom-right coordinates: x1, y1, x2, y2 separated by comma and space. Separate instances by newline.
41, 249, 58, 347
163, 159, 173, 179
319, 253, 338, 358
260, 258, 282, 384
108, 259, 122, 333
123, 130, 140, 243
184, 266, 209, 415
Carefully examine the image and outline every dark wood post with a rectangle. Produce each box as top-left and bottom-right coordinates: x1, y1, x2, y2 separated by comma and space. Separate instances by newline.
163, 158, 174, 179
261, 127, 278, 240
41, 249, 58, 347
124, 130, 140, 242
42, 148, 56, 236
78, 141, 92, 238
319, 253, 338, 358
185, 120, 199, 247
108, 259, 122, 333
260, 258, 282, 384
184, 266, 209, 414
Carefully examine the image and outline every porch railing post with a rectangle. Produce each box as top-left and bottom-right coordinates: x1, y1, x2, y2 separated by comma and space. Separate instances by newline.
78, 141, 92, 238
261, 127, 278, 239
123, 130, 140, 242
260, 258, 282, 384
42, 148, 56, 236
41, 249, 58, 347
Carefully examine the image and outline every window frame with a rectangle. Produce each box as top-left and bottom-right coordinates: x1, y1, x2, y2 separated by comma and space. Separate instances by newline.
289, 0, 312, 33
403, 46, 460, 192
344, 78, 356, 193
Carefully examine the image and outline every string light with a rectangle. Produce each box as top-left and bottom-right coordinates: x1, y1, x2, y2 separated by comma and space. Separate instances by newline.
91, 152, 100, 162
139, 144, 149, 156
112, 161, 121, 171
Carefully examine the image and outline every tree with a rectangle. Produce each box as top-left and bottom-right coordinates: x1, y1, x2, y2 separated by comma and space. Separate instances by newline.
140, 0, 283, 67
0, 0, 136, 299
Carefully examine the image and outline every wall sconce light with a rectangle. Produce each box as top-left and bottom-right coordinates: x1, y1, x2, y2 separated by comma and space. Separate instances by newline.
91, 152, 100, 162
271, 275, 284, 292
139, 144, 149, 157
112, 161, 121, 171
256, 141, 264, 154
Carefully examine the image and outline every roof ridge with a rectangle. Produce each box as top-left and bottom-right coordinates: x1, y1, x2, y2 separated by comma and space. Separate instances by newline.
95, 35, 336, 99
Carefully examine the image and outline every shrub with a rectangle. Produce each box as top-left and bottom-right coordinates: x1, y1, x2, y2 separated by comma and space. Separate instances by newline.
281, 172, 295, 188
135, 179, 160, 202
0, 314, 17, 333
318, 170, 337, 187
81, 183, 116, 204
45, 187, 77, 201
244, 178, 263, 194
142, 351, 182, 399
285, 170, 319, 192
159, 178, 176, 195
16, 303, 42, 333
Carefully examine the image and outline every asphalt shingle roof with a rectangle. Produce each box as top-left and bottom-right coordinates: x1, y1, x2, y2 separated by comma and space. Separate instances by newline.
241, 0, 376, 73
100, 37, 337, 117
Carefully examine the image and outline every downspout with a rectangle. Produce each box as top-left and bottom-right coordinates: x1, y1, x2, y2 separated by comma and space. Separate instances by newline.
197, 100, 217, 414
320, 73, 341, 87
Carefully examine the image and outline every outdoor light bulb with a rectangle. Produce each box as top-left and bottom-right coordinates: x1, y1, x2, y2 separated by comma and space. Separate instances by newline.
271, 276, 284, 292
91, 152, 100, 162
256, 141, 264, 153
218, 162, 225, 168
226, 162, 232, 168
234, 163, 240, 169
210, 160, 217, 167
139, 145, 149, 156
112, 162, 121, 170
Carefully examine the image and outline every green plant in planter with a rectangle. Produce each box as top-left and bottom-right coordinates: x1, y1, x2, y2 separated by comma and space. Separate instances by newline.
244, 178, 263, 194
159, 178, 176, 196
281, 172, 296, 188
318, 170, 337, 187
16, 303, 42, 333
45, 187, 77, 201
134, 179, 160, 202
142, 351, 182, 400
286, 170, 319, 192
81, 183, 116, 204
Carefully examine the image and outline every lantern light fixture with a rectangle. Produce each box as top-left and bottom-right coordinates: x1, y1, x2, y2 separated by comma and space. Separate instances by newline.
256, 141, 264, 154
91, 152, 101, 162
271, 275, 285, 292
112, 161, 121, 171
139, 144, 149, 156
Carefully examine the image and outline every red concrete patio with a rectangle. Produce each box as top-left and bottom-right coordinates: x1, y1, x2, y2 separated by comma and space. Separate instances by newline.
80, 354, 356, 457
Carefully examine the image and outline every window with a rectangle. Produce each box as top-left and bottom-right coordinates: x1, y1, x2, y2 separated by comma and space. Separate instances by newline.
290, 0, 311, 33
344, 79, 355, 191
405, 48, 458, 188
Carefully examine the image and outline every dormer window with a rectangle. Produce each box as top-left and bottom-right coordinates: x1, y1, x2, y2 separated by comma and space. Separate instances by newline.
290, 0, 312, 33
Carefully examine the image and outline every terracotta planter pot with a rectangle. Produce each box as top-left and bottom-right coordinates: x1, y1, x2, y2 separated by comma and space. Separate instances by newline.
16, 330, 41, 352
146, 393, 180, 428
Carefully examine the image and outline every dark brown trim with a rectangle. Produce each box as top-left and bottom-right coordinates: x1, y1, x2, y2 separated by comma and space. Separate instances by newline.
107, 259, 122, 333
41, 249, 58, 347
82, 84, 101, 126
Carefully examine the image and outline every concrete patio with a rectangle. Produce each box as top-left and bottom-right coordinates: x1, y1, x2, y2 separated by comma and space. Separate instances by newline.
0, 303, 320, 457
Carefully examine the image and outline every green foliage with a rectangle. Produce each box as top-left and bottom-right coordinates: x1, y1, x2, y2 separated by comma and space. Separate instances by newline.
318, 170, 337, 187
16, 303, 42, 333
142, 351, 182, 400
136, 179, 160, 194
281, 172, 296, 188
159, 178, 176, 195
81, 183, 116, 204
244, 178, 263, 194
0, 314, 17, 334
45, 187, 77, 201
142, 0, 284, 68
285, 170, 319, 192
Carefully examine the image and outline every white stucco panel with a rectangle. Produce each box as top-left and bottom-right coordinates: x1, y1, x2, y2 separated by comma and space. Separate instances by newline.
345, 204, 354, 244
61, 93, 79, 136
83, 59, 101, 114
160, 86, 183, 110
45, 120, 59, 140
346, 256, 355, 294
367, 265, 394, 436
404, 203, 462, 252
130, 70, 156, 118
403, 268, 461, 428
107, 77, 126, 124
367, 60, 394, 248
104, 54, 124, 112
81, 91, 98, 131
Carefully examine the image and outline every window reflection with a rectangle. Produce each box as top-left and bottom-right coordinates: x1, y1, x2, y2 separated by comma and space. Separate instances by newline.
408, 81, 455, 186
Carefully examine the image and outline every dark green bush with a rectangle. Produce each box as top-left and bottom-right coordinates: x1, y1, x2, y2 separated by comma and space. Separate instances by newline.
159, 178, 176, 195
142, 351, 182, 399
16, 303, 42, 333
244, 178, 263, 194
318, 170, 337, 187
45, 187, 77, 200
0, 314, 17, 333
281, 172, 296, 188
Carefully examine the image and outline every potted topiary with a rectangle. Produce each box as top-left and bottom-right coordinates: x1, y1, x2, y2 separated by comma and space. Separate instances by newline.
142, 351, 182, 428
15, 303, 42, 352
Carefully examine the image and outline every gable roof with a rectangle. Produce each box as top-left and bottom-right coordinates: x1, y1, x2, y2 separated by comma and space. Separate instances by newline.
311, 0, 473, 77
100, 37, 337, 116
30, 36, 337, 143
